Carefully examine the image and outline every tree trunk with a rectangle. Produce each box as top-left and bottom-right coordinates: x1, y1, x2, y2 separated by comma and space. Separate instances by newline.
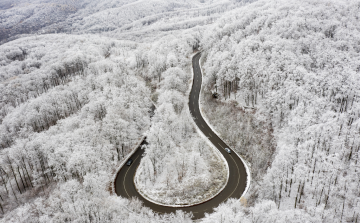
17, 166, 27, 190
278, 180, 282, 209
340, 200, 345, 222
9, 164, 22, 194
22, 160, 33, 188
0, 170, 9, 194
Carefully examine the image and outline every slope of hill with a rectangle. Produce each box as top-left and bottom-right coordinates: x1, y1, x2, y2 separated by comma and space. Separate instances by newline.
0, 25, 227, 221
0, 34, 153, 218
1, 0, 256, 44
199, 0, 360, 222
0, 0, 82, 43
2, 0, 359, 222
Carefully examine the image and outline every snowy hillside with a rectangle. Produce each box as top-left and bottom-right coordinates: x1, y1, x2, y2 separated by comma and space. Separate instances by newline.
0, 34, 152, 216
200, 0, 360, 221
1, 0, 359, 222
0, 0, 82, 43
0, 25, 227, 221
1, 0, 255, 44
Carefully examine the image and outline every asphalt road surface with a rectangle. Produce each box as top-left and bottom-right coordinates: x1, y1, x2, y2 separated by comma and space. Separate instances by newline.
114, 52, 248, 220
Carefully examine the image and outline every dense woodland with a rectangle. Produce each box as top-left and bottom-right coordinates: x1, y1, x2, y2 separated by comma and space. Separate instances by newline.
0, 0, 255, 44
0, 34, 155, 220
200, 0, 360, 222
0, 0, 82, 43
1, 0, 359, 222
0, 20, 220, 221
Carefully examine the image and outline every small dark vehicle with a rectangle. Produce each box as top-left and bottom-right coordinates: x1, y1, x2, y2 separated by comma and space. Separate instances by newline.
126, 159, 133, 166
212, 92, 219, 99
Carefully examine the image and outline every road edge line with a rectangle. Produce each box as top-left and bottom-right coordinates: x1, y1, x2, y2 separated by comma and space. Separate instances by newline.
112, 135, 146, 195
198, 52, 252, 199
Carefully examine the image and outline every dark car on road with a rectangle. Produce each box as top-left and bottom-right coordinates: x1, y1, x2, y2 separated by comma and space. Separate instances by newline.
126, 159, 133, 166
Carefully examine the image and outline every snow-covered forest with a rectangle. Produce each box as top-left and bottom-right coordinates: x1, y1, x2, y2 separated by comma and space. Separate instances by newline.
1, 0, 254, 44
135, 62, 228, 206
0, 34, 153, 219
200, 0, 360, 222
1, 0, 360, 222
0, 4, 228, 219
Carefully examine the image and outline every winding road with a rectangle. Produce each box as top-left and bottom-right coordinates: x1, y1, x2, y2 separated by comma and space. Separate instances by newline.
114, 52, 248, 220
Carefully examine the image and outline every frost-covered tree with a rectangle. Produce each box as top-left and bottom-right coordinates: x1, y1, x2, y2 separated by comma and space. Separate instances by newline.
201, 0, 360, 221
